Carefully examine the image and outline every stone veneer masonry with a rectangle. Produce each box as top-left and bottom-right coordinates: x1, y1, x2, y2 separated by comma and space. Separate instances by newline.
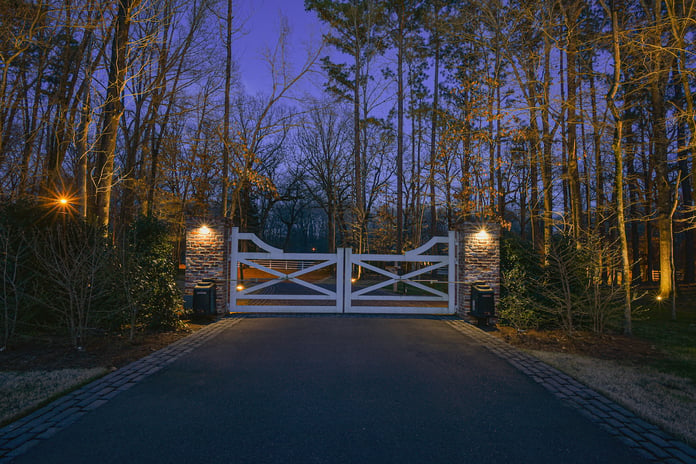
185, 218, 228, 314
456, 222, 501, 317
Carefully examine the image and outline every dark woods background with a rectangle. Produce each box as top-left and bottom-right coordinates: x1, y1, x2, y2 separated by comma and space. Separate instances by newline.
1, 0, 695, 343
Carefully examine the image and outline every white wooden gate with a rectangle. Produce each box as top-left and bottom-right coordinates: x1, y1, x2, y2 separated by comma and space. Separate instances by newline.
343, 233, 456, 314
228, 228, 456, 315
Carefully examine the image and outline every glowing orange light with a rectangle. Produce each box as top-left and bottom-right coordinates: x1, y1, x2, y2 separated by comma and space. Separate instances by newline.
656, 296, 662, 301
199, 225, 211, 235
351, 278, 357, 283
236, 284, 244, 291
43, 191, 77, 218
476, 228, 489, 240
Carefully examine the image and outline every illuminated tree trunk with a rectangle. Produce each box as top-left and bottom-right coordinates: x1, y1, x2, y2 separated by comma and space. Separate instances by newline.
96, 0, 135, 227
589, 71, 604, 233
541, 33, 554, 260
561, 1, 583, 238
353, 25, 364, 250
666, 0, 696, 283
396, 0, 404, 253
76, 75, 93, 218
639, 0, 675, 299
604, 1, 632, 334
222, 0, 233, 219
429, 35, 439, 235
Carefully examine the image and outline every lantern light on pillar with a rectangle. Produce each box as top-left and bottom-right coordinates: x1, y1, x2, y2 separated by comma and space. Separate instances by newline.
476, 228, 489, 240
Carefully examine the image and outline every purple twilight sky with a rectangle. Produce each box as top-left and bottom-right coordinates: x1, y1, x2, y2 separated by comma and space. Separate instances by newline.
234, 0, 327, 97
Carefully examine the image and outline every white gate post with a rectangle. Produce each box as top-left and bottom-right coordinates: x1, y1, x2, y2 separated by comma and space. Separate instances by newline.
448, 230, 456, 314
336, 247, 345, 313
342, 248, 352, 313
228, 227, 239, 313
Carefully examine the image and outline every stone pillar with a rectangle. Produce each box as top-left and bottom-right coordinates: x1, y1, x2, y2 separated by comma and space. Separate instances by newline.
456, 222, 501, 317
185, 218, 228, 314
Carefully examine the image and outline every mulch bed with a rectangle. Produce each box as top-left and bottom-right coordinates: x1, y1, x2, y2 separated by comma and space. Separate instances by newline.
494, 326, 664, 363
0, 321, 210, 372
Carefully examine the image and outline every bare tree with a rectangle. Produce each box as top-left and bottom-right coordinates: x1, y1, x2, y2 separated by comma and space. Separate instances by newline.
601, 0, 633, 334
295, 102, 352, 251
35, 223, 114, 349
225, 15, 322, 229
0, 225, 32, 350
95, 0, 143, 227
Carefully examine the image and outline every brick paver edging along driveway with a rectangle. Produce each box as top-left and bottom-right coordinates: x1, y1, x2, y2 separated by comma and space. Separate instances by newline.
446, 320, 696, 464
0, 317, 245, 462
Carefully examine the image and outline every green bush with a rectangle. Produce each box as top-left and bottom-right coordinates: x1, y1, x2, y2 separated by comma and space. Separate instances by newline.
499, 229, 629, 334
0, 200, 120, 347
123, 216, 185, 332
499, 232, 545, 330
0, 201, 185, 348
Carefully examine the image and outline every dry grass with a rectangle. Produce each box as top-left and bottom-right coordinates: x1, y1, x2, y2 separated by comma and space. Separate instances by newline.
529, 350, 696, 446
0, 368, 108, 425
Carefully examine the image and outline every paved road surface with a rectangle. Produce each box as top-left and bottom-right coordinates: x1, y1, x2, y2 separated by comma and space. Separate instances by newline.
12, 317, 648, 463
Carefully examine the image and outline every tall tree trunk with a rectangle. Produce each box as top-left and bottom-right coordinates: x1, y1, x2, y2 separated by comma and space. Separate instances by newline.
19, 51, 46, 196
429, 33, 439, 235
43, 12, 95, 193
541, 34, 554, 260
643, 131, 656, 282
589, 70, 604, 233
605, 2, 632, 334
76, 76, 93, 218
354, 37, 363, 243
614, 120, 632, 334
625, 120, 642, 282
668, 30, 696, 282
529, 115, 540, 249
96, 0, 135, 228
559, 50, 570, 221
643, 0, 675, 299
674, 79, 695, 283
396, 0, 404, 253
563, 2, 582, 238
120, 87, 143, 222
652, 77, 673, 299
408, 71, 419, 247
328, 199, 336, 253
222, 0, 233, 219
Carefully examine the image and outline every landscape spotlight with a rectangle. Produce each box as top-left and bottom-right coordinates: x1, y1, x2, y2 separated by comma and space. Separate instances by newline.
52, 194, 76, 216
199, 225, 211, 235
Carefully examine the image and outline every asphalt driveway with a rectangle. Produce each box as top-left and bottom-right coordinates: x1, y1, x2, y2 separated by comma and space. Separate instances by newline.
11, 317, 648, 463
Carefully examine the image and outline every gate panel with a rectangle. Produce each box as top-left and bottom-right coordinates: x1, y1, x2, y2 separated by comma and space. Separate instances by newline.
229, 228, 343, 313
343, 232, 456, 315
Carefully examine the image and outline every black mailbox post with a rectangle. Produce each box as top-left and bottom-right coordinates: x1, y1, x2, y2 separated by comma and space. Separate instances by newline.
193, 279, 217, 314
470, 281, 495, 321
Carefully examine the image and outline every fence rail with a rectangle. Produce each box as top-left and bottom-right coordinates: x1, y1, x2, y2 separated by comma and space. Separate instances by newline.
249, 259, 320, 271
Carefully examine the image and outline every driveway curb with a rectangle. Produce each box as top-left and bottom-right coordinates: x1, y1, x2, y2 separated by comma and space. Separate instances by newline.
0, 316, 245, 463
446, 320, 696, 464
